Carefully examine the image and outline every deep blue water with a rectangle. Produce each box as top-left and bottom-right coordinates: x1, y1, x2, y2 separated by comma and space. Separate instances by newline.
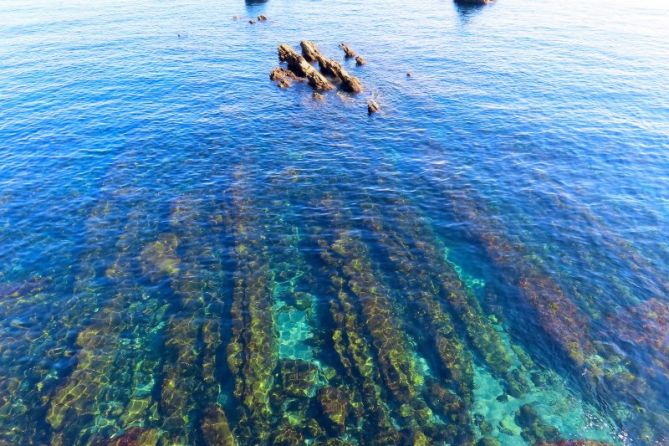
1, 0, 669, 444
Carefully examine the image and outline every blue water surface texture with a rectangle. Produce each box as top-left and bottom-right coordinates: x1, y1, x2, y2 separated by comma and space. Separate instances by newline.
1, 0, 668, 444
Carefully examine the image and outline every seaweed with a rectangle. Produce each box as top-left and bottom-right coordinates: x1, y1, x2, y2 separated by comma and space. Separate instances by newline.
361, 189, 525, 399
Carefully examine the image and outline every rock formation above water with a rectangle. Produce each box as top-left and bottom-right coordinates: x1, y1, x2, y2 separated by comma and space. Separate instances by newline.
271, 41, 364, 94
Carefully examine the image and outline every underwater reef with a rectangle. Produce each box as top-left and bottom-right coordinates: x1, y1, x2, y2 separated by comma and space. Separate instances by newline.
415, 162, 669, 444
0, 159, 630, 446
226, 168, 278, 444
0, 156, 660, 445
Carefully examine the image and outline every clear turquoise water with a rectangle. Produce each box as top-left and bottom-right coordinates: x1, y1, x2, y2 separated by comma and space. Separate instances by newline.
1, 0, 668, 444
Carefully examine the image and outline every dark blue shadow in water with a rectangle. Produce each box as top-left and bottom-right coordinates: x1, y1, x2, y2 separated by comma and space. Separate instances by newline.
454, 1, 492, 24
245, 0, 268, 15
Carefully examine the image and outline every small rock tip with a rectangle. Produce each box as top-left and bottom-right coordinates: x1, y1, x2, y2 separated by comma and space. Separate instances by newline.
367, 100, 380, 115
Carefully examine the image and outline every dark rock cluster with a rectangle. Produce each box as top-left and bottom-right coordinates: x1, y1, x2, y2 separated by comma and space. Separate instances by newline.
270, 41, 379, 113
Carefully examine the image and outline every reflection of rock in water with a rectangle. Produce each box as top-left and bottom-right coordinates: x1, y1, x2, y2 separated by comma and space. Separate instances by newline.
245, 0, 268, 4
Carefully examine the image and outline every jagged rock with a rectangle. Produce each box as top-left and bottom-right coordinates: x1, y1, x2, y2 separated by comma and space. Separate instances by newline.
318, 58, 363, 93
355, 55, 366, 66
312, 92, 324, 101
300, 40, 321, 63
300, 40, 363, 93
278, 44, 334, 91
367, 100, 379, 114
339, 43, 357, 58
249, 19, 256, 24
270, 67, 298, 81
270, 67, 301, 88
406, 72, 412, 77
257, 15, 268, 21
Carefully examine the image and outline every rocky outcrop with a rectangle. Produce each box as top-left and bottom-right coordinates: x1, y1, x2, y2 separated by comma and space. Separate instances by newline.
270, 67, 300, 89
300, 40, 363, 93
271, 40, 371, 111
277, 44, 334, 91
367, 100, 379, 114
300, 40, 321, 63
339, 43, 357, 58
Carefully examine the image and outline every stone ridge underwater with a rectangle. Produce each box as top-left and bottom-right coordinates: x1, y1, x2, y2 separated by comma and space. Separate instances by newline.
1, 0, 669, 444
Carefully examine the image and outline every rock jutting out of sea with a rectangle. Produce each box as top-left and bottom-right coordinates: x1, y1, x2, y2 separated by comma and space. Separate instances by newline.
355, 55, 366, 66
277, 44, 334, 92
300, 40, 363, 93
339, 43, 357, 58
270, 67, 301, 89
271, 41, 369, 112
367, 100, 380, 114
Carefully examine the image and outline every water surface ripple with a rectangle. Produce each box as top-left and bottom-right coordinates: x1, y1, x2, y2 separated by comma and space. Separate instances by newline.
1, 0, 668, 444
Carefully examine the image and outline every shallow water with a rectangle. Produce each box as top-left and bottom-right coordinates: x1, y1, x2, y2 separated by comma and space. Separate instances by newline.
1, 0, 669, 444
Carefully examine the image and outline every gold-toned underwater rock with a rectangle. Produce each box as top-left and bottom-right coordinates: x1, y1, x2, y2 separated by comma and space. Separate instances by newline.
140, 234, 180, 279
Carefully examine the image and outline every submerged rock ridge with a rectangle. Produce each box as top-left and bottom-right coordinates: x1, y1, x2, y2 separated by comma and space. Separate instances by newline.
308, 192, 470, 445
47, 202, 167, 445
418, 162, 669, 443
0, 158, 141, 445
160, 196, 236, 446
226, 167, 278, 444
